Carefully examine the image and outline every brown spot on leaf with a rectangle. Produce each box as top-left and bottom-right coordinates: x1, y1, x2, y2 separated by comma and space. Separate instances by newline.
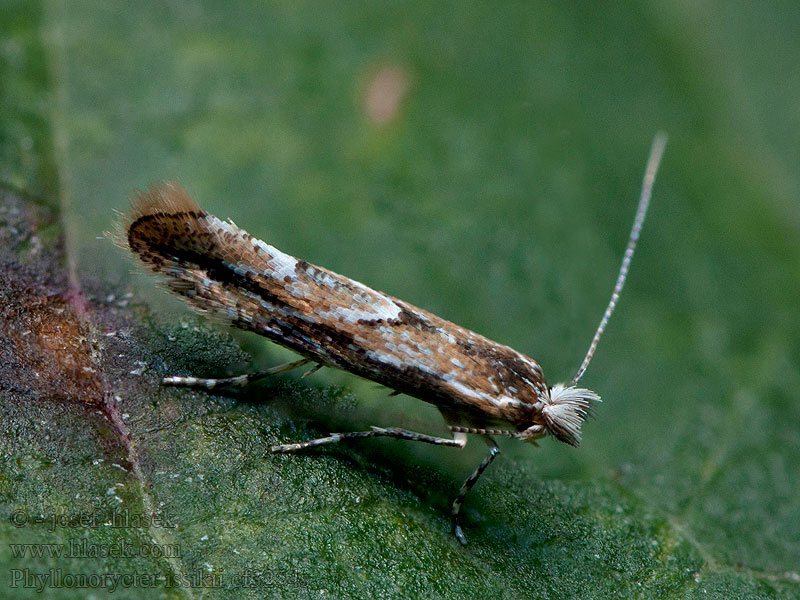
0, 191, 103, 406
5, 293, 103, 405
363, 65, 411, 125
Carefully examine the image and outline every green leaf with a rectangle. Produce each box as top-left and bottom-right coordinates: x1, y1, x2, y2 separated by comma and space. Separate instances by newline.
2, 1, 799, 598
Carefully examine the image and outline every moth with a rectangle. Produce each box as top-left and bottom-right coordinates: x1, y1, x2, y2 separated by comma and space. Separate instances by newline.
123, 133, 666, 544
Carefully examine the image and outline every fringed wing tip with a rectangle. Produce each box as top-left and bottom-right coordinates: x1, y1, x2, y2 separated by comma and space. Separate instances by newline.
542, 383, 602, 447
127, 181, 201, 224
120, 181, 207, 257
106, 182, 201, 251
105, 209, 129, 250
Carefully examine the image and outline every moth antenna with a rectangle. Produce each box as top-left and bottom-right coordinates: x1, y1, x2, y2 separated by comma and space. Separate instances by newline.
572, 132, 667, 385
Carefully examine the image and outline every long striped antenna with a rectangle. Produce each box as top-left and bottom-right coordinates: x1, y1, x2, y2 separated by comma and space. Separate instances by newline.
572, 132, 668, 385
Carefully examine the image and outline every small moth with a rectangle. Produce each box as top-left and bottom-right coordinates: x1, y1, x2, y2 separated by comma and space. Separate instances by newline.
123, 133, 666, 544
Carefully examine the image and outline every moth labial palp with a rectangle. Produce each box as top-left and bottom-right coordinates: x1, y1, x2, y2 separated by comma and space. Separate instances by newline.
122, 133, 667, 545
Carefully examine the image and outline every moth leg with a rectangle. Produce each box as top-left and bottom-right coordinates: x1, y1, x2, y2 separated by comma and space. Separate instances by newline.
452, 436, 500, 545
162, 358, 312, 389
301, 363, 324, 379
271, 427, 467, 453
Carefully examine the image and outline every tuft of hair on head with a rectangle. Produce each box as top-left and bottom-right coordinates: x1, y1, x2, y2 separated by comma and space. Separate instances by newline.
542, 383, 601, 447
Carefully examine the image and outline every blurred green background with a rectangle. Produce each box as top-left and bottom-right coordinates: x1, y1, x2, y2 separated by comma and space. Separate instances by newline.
2, 0, 799, 598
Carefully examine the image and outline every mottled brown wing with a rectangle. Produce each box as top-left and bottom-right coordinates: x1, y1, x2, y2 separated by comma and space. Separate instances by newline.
126, 183, 548, 432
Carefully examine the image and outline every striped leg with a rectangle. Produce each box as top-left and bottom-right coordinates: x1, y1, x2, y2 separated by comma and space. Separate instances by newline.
452, 437, 500, 545
272, 426, 498, 545
271, 427, 467, 453
162, 358, 313, 389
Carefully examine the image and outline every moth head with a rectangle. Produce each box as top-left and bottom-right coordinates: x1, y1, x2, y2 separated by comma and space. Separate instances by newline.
521, 383, 601, 446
